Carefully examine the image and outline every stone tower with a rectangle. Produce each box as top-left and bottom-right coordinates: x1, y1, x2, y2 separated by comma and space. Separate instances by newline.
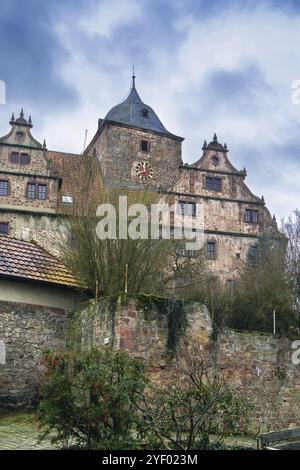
85, 74, 184, 190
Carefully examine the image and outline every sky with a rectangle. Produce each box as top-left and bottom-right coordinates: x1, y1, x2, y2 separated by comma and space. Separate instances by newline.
0, 0, 300, 221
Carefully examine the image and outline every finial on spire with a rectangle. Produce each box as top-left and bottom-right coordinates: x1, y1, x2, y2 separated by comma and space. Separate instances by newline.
203, 139, 207, 148
261, 195, 265, 203
10, 112, 15, 122
20, 108, 24, 118
43, 139, 47, 149
213, 133, 218, 143
132, 65, 136, 89
28, 115, 32, 124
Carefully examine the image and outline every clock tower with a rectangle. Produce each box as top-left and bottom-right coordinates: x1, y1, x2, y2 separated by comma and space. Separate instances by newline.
85, 74, 184, 190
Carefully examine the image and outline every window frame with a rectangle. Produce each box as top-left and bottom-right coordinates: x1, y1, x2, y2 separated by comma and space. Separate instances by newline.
245, 209, 259, 224
26, 182, 36, 199
177, 201, 196, 217
10, 151, 31, 165
20, 153, 30, 165
26, 182, 48, 200
205, 176, 222, 192
140, 140, 150, 152
37, 184, 47, 200
0, 180, 9, 196
0, 221, 9, 236
207, 240, 216, 260
10, 152, 19, 164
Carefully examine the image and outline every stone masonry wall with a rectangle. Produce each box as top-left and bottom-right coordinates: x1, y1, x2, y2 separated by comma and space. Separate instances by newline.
0, 301, 70, 409
73, 297, 300, 429
91, 123, 182, 190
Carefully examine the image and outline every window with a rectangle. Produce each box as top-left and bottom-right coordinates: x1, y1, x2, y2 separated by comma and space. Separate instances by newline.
10, 152, 30, 164
16, 131, 25, 142
205, 177, 221, 192
38, 184, 46, 200
10, 152, 19, 163
0, 180, 9, 196
226, 279, 235, 289
245, 209, 259, 223
207, 241, 216, 259
26, 183, 47, 200
140, 140, 150, 152
141, 108, 149, 118
0, 222, 9, 235
27, 183, 36, 199
20, 153, 30, 164
178, 201, 196, 217
62, 195, 73, 204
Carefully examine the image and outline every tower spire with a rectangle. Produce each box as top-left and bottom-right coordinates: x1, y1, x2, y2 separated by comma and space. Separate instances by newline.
132, 65, 136, 89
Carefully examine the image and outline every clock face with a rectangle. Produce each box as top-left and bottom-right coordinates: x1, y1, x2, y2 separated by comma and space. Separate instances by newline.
135, 161, 154, 181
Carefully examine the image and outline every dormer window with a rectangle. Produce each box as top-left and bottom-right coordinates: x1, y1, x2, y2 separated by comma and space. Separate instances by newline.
16, 131, 25, 142
10, 152, 30, 165
245, 209, 258, 224
205, 176, 221, 192
141, 108, 149, 118
140, 140, 150, 152
20, 153, 30, 164
10, 152, 19, 163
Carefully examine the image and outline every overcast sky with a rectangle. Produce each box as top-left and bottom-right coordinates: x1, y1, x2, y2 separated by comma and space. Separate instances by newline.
0, 0, 300, 220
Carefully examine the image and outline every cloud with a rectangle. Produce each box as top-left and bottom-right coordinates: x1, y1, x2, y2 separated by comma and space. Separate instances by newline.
79, 0, 142, 38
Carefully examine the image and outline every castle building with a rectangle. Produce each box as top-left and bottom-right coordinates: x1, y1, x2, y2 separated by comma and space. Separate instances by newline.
0, 76, 278, 282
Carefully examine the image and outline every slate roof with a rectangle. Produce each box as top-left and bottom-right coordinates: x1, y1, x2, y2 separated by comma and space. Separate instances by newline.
104, 84, 176, 137
0, 236, 79, 287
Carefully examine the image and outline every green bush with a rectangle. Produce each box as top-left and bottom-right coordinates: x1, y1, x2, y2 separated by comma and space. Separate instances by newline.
38, 349, 147, 449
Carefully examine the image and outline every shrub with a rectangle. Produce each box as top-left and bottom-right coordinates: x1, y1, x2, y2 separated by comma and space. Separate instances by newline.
38, 348, 147, 449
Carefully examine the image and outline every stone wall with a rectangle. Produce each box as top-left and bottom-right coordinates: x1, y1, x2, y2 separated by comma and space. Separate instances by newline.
0, 301, 70, 409
73, 297, 300, 429
90, 123, 182, 190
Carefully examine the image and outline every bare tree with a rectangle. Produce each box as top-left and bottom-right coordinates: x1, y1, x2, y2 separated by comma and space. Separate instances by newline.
136, 339, 252, 450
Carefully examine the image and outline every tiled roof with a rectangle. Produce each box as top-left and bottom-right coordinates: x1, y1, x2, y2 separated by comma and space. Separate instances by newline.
47, 150, 84, 203
0, 236, 79, 287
